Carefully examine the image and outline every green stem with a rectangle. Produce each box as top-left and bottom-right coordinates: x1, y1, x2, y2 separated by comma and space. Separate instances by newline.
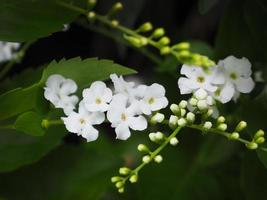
123, 126, 182, 183
0, 41, 34, 80
0, 124, 14, 130
41, 119, 63, 129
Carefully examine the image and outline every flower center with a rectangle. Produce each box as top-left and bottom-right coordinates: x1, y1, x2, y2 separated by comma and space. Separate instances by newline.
95, 98, 102, 104
148, 97, 155, 104
121, 113, 127, 121
230, 72, 237, 80
197, 76, 205, 83
79, 118, 86, 124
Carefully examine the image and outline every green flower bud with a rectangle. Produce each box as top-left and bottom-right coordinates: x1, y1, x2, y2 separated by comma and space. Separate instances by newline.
154, 155, 163, 163
155, 132, 164, 140
217, 116, 226, 124
152, 28, 165, 38
235, 121, 247, 132
158, 37, 170, 46
186, 112, 195, 123
170, 137, 179, 146
151, 113, 165, 124
137, 144, 150, 153
113, 2, 123, 11
41, 119, 49, 129
124, 35, 142, 47
179, 100, 188, 109
229, 132, 240, 140
172, 42, 190, 50
111, 20, 119, 27
118, 187, 124, 193
203, 121, 212, 130
255, 137, 265, 144
197, 100, 208, 111
129, 174, 138, 183
138, 22, 153, 32
206, 109, 213, 117
111, 176, 121, 183
169, 115, 178, 129
119, 167, 131, 175
139, 37, 148, 46
180, 108, 186, 117
189, 98, 198, 106
87, 11, 96, 19
149, 132, 157, 142
115, 181, 124, 188
170, 104, 180, 115
178, 118, 187, 127
178, 50, 190, 58
217, 123, 227, 131
142, 155, 151, 163
160, 46, 171, 55
246, 142, 258, 150
255, 129, 265, 138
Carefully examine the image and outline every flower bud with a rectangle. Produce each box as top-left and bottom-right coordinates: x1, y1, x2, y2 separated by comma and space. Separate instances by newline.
246, 142, 258, 150
217, 116, 225, 124
180, 108, 186, 117
160, 46, 171, 55
194, 89, 208, 100
41, 119, 49, 129
113, 2, 123, 11
217, 123, 227, 131
149, 132, 157, 142
111, 176, 121, 183
87, 11, 96, 19
154, 155, 163, 163
186, 112, 195, 123
254, 129, 265, 139
118, 188, 124, 193
138, 22, 153, 32
115, 181, 124, 188
203, 121, 212, 130
178, 118, 187, 127
189, 98, 198, 106
129, 174, 138, 183
178, 50, 190, 58
255, 137, 265, 144
124, 35, 142, 47
158, 37, 170, 46
170, 137, 179, 146
179, 100, 188, 109
152, 28, 165, 38
206, 109, 213, 117
137, 144, 150, 153
169, 115, 178, 128
142, 155, 151, 163
119, 167, 131, 175
170, 104, 179, 115
235, 121, 247, 132
111, 20, 119, 27
197, 100, 208, 110
155, 132, 164, 140
151, 113, 165, 124
172, 42, 190, 50
229, 132, 239, 140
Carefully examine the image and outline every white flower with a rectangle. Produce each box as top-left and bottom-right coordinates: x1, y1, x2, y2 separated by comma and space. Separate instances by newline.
44, 74, 78, 115
138, 83, 168, 115
0, 42, 20, 62
107, 94, 147, 140
178, 64, 222, 94
110, 73, 135, 98
214, 56, 255, 103
62, 101, 105, 142
83, 81, 112, 112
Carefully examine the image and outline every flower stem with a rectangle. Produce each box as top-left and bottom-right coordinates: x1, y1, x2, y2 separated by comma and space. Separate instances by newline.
0, 124, 14, 130
41, 119, 63, 129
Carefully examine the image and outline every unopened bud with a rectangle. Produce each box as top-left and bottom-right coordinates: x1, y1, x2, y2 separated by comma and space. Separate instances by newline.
189, 98, 198, 106
115, 181, 124, 188
158, 37, 170, 46
217, 116, 225, 124
154, 155, 163, 163
206, 108, 213, 117
169, 115, 178, 128
178, 50, 190, 58
170, 104, 179, 115
203, 121, 212, 130
229, 132, 239, 140
172, 42, 190, 50
129, 174, 138, 183
111, 20, 119, 27
170, 137, 179, 146
118, 187, 124, 193
151, 113, 165, 124
88, 11, 96, 19
197, 100, 208, 110
179, 100, 188, 109
111, 176, 121, 183
152, 28, 165, 38
178, 118, 187, 127
186, 112, 195, 123
255, 137, 265, 144
119, 167, 131, 175
217, 123, 227, 131
160, 46, 171, 55
138, 22, 153, 32
139, 37, 148, 45
194, 89, 208, 100
180, 108, 186, 117
246, 142, 258, 150
255, 129, 265, 139
235, 121, 247, 132
149, 132, 157, 142
155, 132, 164, 140
142, 155, 151, 163
137, 144, 150, 153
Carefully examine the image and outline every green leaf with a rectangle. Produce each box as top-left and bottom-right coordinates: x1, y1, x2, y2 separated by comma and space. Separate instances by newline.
14, 111, 45, 136
198, 0, 219, 14
0, 126, 65, 172
40, 57, 137, 87
0, 84, 42, 120
0, 0, 85, 42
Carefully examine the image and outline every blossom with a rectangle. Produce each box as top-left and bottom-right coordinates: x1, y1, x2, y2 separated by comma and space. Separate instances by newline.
44, 74, 78, 115
83, 81, 112, 112
110, 73, 135, 98
0, 42, 20, 62
214, 56, 255, 103
62, 101, 105, 142
138, 83, 168, 115
178, 64, 222, 94
107, 94, 147, 140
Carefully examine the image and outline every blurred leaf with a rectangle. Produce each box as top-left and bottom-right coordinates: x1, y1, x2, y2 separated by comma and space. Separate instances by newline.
0, 0, 86, 42
241, 152, 267, 200
14, 111, 45, 136
0, 126, 65, 172
198, 0, 219, 14
0, 84, 42, 120
40, 57, 137, 87
0, 144, 121, 200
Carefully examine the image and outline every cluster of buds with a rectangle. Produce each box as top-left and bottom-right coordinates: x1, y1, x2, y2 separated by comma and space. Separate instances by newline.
246, 129, 265, 150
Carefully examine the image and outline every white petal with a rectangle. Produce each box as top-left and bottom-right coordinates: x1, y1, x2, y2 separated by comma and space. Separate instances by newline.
81, 125, 99, 142
145, 83, 166, 98
212, 68, 225, 85
89, 112, 105, 125
132, 84, 147, 99
216, 82, 235, 103
235, 77, 255, 93
62, 112, 81, 133
90, 81, 107, 96
115, 122, 131, 140
139, 101, 152, 115
102, 88, 113, 102
178, 78, 194, 94
128, 115, 147, 131
180, 65, 198, 78
82, 88, 96, 104
60, 79, 77, 94
46, 74, 65, 90
150, 97, 168, 111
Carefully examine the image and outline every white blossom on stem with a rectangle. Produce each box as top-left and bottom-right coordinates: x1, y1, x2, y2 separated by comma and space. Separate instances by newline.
0, 42, 20, 62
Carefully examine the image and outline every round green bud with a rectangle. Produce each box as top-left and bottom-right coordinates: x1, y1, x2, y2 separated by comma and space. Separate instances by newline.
160, 46, 171, 55
235, 121, 247, 132
138, 22, 153, 32
151, 113, 165, 124
152, 28, 165, 38
217, 116, 226, 124
115, 181, 124, 188
129, 174, 138, 183
149, 132, 157, 142
203, 121, 212, 130
189, 98, 198, 106
111, 176, 121, 183
255, 137, 265, 144
139, 37, 148, 45
197, 100, 208, 111
155, 132, 164, 140
169, 115, 178, 128
246, 142, 258, 150
118, 187, 124, 193
179, 100, 188, 109
174, 42, 190, 50
137, 144, 150, 153
119, 167, 131, 175
154, 155, 163, 163
41, 119, 49, 129
113, 2, 123, 11
178, 118, 187, 127
170, 137, 179, 146
125, 36, 142, 47
142, 155, 151, 163
178, 50, 190, 58
186, 112, 195, 123
217, 123, 227, 131
158, 37, 170, 46
255, 129, 265, 138
111, 20, 119, 27
180, 108, 186, 117
170, 104, 179, 115
87, 11, 96, 19
229, 132, 240, 140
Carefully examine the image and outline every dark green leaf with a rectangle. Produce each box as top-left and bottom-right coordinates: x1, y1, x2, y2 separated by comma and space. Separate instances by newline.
198, 0, 219, 14
14, 111, 45, 136
0, 0, 85, 42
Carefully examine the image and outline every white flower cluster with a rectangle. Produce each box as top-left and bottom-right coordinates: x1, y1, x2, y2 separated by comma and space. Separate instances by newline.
0, 41, 20, 62
178, 55, 255, 104
44, 74, 168, 142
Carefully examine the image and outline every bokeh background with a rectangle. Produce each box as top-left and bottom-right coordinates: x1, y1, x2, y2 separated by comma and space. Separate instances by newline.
0, 0, 267, 199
